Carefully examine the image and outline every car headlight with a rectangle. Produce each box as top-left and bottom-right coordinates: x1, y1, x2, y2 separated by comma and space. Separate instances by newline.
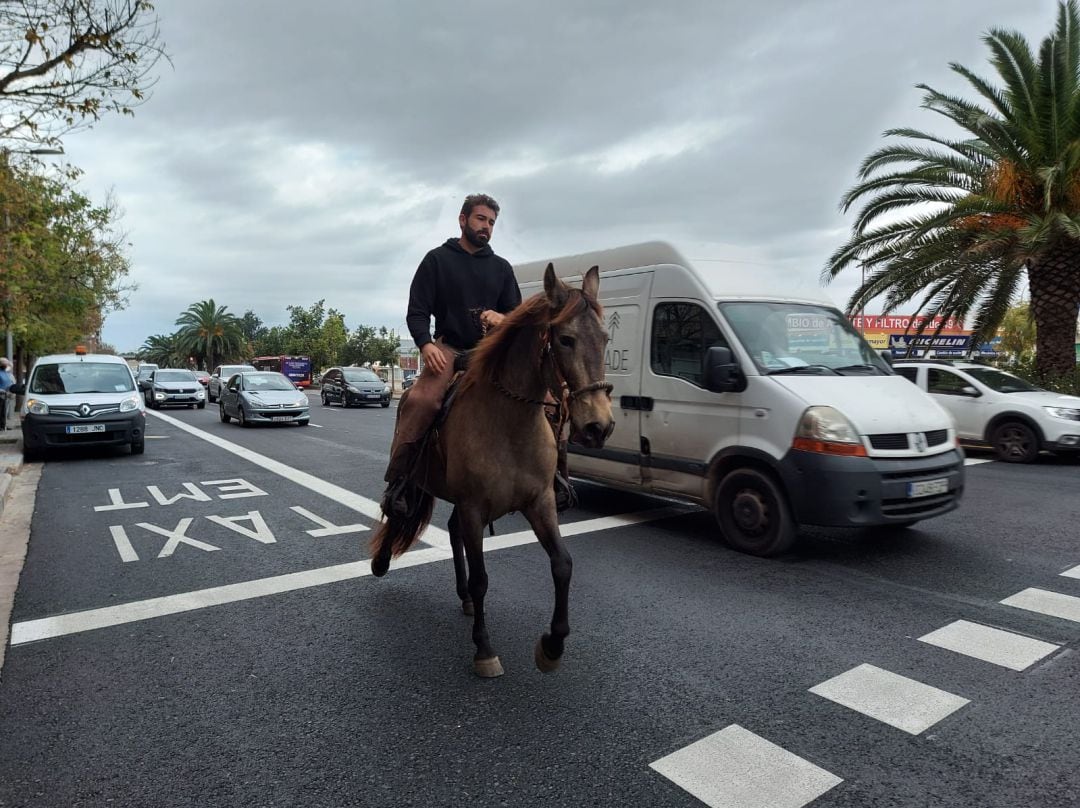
294, 398, 307, 407
154, 391, 166, 400
347, 386, 359, 393
26, 398, 49, 415
1044, 406, 1080, 421
195, 389, 205, 398
383, 385, 391, 394
792, 405, 867, 456
119, 395, 140, 413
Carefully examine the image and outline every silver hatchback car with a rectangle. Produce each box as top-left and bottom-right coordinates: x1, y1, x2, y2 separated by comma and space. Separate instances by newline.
218, 371, 310, 427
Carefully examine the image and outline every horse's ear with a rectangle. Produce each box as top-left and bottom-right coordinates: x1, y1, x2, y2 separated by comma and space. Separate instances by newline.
544, 263, 568, 308
582, 265, 599, 300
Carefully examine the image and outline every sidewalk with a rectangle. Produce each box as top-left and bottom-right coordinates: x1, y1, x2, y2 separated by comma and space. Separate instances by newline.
0, 425, 22, 518
0, 424, 31, 678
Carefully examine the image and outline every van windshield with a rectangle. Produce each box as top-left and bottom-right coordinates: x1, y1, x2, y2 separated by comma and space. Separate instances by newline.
31, 362, 136, 394
719, 302, 890, 375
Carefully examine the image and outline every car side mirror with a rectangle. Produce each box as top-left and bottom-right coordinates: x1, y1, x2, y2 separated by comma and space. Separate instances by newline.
8, 382, 24, 396
880, 350, 894, 366
961, 385, 981, 397
138, 380, 150, 391
703, 346, 745, 393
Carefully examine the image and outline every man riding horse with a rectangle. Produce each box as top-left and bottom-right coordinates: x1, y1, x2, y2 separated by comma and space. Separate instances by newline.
380, 193, 575, 519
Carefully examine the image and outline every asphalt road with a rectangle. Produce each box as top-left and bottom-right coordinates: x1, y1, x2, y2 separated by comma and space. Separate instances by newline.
1, 392, 1078, 808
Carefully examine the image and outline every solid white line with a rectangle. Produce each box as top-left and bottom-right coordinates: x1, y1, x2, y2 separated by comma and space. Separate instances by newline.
649, 724, 842, 808
10, 506, 686, 645
809, 663, 969, 735
309, 423, 323, 428
917, 619, 1060, 671
964, 457, 993, 466
145, 409, 450, 550
1001, 588, 1080, 624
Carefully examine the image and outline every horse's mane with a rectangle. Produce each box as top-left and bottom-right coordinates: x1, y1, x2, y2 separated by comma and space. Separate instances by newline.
460, 287, 603, 394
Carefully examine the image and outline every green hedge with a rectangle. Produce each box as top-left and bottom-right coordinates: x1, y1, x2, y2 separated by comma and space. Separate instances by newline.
1000, 358, 1080, 396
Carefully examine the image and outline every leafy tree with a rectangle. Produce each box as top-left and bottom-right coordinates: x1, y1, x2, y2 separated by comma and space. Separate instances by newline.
999, 302, 1038, 362
175, 299, 243, 370
238, 309, 265, 344
341, 324, 401, 366
0, 0, 167, 147
825, 1, 1080, 376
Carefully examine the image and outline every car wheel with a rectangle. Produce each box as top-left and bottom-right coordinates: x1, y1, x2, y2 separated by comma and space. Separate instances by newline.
208, 390, 216, 403
238, 406, 250, 428
321, 390, 329, 407
130, 440, 145, 455
197, 402, 206, 410
297, 419, 310, 426
150, 401, 160, 410
714, 467, 797, 557
219, 403, 230, 423
381, 401, 390, 408
22, 446, 43, 463
341, 394, 350, 409
991, 420, 1039, 463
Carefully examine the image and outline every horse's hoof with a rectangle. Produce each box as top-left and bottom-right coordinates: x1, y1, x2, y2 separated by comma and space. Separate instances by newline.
473, 656, 504, 678
461, 600, 474, 616
370, 556, 389, 577
534, 638, 561, 673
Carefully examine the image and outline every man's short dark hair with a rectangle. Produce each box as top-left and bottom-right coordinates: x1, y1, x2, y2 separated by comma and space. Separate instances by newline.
461, 193, 500, 218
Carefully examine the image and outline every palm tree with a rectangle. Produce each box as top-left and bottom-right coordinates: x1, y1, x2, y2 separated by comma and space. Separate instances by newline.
825, 1, 1080, 377
175, 299, 243, 371
139, 333, 185, 367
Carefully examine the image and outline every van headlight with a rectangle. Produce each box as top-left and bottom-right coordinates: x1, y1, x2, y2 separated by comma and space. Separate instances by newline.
26, 398, 49, 415
792, 406, 867, 457
119, 395, 140, 413
1044, 406, 1080, 421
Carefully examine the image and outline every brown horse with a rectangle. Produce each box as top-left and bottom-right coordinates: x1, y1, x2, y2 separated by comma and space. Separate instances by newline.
370, 264, 614, 677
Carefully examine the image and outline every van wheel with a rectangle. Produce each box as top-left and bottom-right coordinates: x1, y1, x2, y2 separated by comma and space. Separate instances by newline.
991, 421, 1039, 463
130, 440, 145, 455
714, 468, 796, 556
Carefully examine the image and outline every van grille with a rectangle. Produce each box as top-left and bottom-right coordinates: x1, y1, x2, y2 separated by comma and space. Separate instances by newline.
925, 429, 949, 446
868, 429, 952, 451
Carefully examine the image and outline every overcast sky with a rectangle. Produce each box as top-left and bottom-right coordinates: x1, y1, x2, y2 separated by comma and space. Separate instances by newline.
54, 0, 1060, 351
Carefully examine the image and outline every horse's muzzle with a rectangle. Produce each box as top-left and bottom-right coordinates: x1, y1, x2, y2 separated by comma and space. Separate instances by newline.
574, 419, 615, 449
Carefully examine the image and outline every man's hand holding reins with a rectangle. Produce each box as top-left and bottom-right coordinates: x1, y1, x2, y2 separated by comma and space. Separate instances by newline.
480, 309, 506, 330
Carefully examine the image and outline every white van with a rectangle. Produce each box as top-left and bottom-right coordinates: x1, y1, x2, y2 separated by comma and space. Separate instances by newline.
515, 243, 964, 556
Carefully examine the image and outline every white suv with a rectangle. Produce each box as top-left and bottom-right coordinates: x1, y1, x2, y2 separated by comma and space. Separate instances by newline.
207, 364, 255, 402
893, 360, 1080, 463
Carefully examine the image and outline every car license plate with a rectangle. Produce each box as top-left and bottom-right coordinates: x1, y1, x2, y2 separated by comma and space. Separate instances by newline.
366, 394, 380, 399
271, 416, 291, 422
65, 423, 106, 434
907, 478, 948, 498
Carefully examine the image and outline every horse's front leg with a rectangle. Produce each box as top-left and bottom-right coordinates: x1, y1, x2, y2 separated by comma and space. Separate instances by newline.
448, 507, 473, 615
458, 506, 502, 677
523, 497, 572, 673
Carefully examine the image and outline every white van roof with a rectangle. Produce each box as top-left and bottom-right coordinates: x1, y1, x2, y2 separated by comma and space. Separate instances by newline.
35, 353, 129, 365
514, 240, 836, 307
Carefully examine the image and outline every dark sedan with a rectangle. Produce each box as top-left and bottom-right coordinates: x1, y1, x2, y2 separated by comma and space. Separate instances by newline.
320, 367, 391, 408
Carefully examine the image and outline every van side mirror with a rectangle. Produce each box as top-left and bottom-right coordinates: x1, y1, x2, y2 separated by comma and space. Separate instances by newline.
880, 350, 894, 366
8, 382, 24, 396
703, 346, 745, 393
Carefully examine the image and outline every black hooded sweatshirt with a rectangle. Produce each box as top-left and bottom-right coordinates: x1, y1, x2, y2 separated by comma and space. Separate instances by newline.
405, 238, 522, 351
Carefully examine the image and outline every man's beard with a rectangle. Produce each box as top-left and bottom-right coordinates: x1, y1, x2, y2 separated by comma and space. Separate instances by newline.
463, 224, 490, 248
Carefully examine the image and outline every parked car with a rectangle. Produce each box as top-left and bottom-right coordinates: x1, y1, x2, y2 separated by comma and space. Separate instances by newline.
208, 363, 256, 402
402, 371, 417, 391
893, 359, 1080, 463
320, 366, 392, 408
140, 368, 206, 409
218, 371, 310, 427
12, 349, 145, 461
193, 370, 211, 387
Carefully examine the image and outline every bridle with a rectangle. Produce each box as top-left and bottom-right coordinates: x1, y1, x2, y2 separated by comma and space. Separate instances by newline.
492, 326, 613, 411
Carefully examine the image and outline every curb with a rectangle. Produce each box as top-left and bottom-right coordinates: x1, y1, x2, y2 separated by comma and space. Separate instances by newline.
0, 431, 23, 520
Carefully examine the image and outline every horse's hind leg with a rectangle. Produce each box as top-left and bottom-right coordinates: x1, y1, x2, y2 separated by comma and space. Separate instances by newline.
523, 501, 572, 673
458, 507, 502, 677
448, 508, 473, 615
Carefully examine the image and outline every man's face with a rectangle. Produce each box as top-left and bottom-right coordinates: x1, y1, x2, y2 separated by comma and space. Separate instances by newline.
460, 205, 497, 248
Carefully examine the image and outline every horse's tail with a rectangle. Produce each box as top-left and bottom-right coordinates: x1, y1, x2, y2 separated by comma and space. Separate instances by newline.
369, 490, 435, 576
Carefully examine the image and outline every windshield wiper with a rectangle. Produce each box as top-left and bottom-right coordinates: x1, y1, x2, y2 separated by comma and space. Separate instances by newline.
834, 364, 883, 375
767, 365, 839, 375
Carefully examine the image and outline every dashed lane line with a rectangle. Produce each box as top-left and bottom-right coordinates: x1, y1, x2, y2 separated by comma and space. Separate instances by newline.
9, 506, 689, 645
1001, 587, 1080, 624
144, 409, 451, 550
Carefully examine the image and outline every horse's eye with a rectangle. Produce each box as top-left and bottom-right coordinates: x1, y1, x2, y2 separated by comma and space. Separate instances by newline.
558, 335, 576, 349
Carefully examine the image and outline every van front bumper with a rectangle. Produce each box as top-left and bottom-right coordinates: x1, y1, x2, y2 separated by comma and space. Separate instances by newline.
21, 411, 145, 451
778, 448, 964, 526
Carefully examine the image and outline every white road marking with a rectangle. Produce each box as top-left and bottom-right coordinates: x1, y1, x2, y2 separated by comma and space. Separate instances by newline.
1061, 564, 1080, 580
9, 507, 684, 645
1001, 588, 1080, 624
809, 663, 969, 735
649, 724, 842, 808
964, 457, 993, 466
144, 409, 450, 550
308, 423, 323, 428
918, 619, 1061, 671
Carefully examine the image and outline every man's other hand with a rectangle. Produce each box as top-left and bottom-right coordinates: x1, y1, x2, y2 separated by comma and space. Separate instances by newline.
480, 310, 506, 330
421, 342, 448, 375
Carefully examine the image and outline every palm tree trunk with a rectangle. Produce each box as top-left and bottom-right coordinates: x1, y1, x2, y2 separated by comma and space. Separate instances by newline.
1028, 243, 1080, 377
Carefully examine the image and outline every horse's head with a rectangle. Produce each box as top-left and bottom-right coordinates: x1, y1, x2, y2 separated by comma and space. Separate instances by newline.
544, 264, 615, 449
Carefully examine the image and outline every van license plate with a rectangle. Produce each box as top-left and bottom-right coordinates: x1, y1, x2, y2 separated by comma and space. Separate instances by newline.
907, 478, 948, 498
271, 416, 291, 422
66, 424, 106, 434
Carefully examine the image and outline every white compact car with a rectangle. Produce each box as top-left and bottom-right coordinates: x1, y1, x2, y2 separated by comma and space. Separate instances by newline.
893, 360, 1080, 463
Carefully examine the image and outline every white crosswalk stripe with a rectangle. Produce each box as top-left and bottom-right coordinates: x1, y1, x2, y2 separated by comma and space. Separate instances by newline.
649, 724, 842, 808
918, 620, 1061, 671
809, 663, 969, 735
1001, 588, 1080, 624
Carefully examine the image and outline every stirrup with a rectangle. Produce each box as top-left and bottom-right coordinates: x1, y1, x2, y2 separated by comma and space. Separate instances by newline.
553, 472, 577, 513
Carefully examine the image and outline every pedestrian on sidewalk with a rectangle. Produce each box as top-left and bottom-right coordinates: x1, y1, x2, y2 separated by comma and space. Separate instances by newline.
0, 358, 14, 432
